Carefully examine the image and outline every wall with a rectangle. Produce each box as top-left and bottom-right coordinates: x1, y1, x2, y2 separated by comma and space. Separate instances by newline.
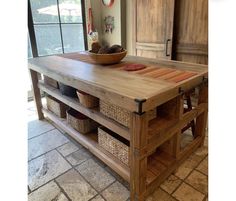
100, 0, 121, 46
84, 0, 102, 47
85, 0, 125, 49
126, 0, 132, 54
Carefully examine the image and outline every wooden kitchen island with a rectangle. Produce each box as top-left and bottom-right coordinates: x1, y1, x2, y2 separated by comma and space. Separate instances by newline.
28, 53, 208, 201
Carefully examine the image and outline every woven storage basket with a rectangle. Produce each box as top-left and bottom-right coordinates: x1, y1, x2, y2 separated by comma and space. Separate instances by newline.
58, 82, 77, 98
46, 95, 68, 118
76, 90, 99, 108
67, 108, 97, 134
99, 100, 157, 127
44, 75, 58, 88
98, 127, 129, 166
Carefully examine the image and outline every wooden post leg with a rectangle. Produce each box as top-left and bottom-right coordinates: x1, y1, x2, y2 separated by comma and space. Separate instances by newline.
29, 69, 44, 120
130, 112, 148, 201
195, 84, 208, 146
172, 95, 184, 159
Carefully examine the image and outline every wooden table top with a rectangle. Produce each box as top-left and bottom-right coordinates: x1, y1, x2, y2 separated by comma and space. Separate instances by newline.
28, 53, 208, 112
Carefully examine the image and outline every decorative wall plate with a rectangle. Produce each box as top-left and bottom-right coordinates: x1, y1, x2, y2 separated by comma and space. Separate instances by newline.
102, 0, 114, 7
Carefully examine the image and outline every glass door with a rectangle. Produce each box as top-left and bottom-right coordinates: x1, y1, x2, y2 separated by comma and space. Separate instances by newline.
27, 0, 87, 100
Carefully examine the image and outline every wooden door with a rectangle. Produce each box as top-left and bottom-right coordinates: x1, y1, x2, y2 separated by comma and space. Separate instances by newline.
173, 0, 208, 64
132, 0, 175, 59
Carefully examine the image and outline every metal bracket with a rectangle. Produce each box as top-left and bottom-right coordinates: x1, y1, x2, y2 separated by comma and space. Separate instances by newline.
134, 98, 146, 115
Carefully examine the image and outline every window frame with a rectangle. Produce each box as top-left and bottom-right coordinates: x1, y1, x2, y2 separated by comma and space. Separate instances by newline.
28, 0, 88, 58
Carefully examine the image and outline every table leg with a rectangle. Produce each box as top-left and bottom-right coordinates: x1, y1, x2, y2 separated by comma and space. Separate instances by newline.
29, 69, 44, 120
130, 112, 148, 201
195, 84, 208, 146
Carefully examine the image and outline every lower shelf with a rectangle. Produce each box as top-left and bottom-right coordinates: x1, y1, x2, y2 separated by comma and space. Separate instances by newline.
146, 150, 175, 185
42, 108, 130, 182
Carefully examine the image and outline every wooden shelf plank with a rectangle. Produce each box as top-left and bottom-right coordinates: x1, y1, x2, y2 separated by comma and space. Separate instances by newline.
147, 103, 206, 155
145, 137, 203, 196
146, 150, 175, 186
38, 81, 130, 141
42, 108, 130, 182
148, 117, 178, 137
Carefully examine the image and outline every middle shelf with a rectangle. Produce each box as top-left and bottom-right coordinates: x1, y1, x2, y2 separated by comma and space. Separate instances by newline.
38, 81, 130, 141
39, 81, 185, 156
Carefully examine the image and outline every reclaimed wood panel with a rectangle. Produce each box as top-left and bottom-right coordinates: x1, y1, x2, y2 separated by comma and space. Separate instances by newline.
173, 0, 208, 64
134, 0, 175, 59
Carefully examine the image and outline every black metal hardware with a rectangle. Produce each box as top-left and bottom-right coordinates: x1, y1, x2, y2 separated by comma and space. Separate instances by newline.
165, 39, 171, 57
134, 98, 147, 115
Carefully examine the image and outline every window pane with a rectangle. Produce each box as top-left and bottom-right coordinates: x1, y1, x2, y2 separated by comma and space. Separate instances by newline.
59, 0, 83, 23
30, 0, 59, 23
34, 24, 63, 56
61, 24, 85, 53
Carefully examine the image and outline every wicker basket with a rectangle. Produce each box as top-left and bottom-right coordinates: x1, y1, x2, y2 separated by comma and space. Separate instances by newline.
46, 95, 68, 118
98, 127, 129, 166
99, 100, 157, 127
76, 90, 99, 108
58, 82, 77, 98
67, 108, 97, 134
44, 75, 58, 88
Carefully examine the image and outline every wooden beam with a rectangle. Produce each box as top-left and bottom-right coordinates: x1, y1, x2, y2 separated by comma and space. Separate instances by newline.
147, 103, 206, 155
130, 112, 148, 201
29, 69, 44, 119
146, 136, 202, 196
195, 84, 208, 145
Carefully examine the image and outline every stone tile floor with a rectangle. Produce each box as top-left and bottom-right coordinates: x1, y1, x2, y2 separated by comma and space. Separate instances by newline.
28, 99, 208, 201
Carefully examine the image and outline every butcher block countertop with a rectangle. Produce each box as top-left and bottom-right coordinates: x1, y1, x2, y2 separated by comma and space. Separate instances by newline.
28, 53, 208, 113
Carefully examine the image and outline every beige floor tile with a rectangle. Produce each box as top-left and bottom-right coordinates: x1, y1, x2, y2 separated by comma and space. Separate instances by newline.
28, 181, 68, 201
194, 146, 208, 158
175, 153, 203, 179
66, 148, 92, 166
160, 174, 182, 194
146, 188, 176, 201
196, 157, 208, 175
56, 169, 97, 201
173, 182, 205, 201
57, 141, 81, 156
101, 181, 129, 201
28, 129, 69, 160
185, 170, 208, 194
76, 159, 115, 192
28, 150, 71, 190
90, 195, 105, 201
28, 119, 54, 139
